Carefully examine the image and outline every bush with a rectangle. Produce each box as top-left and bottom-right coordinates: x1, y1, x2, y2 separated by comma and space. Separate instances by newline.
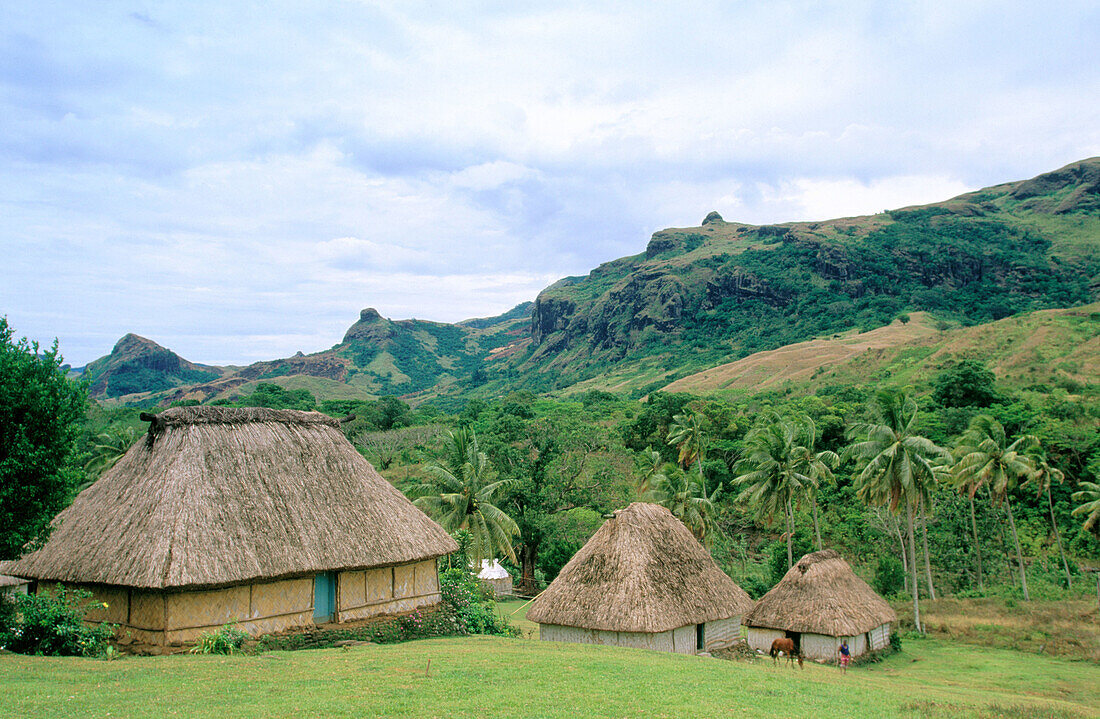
439, 567, 518, 637
0, 586, 114, 657
874, 555, 906, 597
190, 623, 249, 655
890, 630, 902, 652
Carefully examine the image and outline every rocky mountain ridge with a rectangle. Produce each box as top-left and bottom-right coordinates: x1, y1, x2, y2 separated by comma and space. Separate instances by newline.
82, 158, 1100, 404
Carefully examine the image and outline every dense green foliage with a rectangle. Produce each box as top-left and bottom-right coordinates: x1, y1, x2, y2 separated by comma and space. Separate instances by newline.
0, 586, 113, 657
0, 318, 87, 558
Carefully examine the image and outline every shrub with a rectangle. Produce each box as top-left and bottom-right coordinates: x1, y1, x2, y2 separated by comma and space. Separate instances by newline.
0, 586, 114, 657
874, 555, 906, 597
439, 567, 518, 637
190, 623, 249, 655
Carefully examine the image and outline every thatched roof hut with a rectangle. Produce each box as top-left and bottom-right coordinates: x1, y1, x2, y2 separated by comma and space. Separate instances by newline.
528, 502, 752, 654
743, 549, 897, 660
6, 406, 457, 647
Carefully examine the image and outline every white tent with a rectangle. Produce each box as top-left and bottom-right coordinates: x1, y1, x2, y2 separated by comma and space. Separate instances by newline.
477, 559, 513, 597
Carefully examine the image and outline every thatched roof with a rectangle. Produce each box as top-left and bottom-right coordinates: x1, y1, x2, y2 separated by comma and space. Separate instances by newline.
527, 503, 752, 633
744, 549, 897, 636
7, 406, 457, 590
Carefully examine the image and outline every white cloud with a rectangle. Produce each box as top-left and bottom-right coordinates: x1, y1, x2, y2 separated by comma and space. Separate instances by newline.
2, 1, 1098, 365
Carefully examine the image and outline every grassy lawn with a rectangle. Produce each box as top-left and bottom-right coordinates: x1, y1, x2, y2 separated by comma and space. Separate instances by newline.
496, 597, 540, 638
1, 636, 1096, 718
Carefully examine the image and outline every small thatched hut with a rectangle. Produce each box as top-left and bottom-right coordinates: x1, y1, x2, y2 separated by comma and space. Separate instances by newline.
4, 406, 457, 648
744, 549, 896, 661
527, 502, 753, 654
477, 559, 513, 597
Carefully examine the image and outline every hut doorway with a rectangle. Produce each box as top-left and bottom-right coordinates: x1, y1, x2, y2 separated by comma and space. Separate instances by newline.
784, 630, 801, 654
696, 623, 705, 652
314, 572, 336, 623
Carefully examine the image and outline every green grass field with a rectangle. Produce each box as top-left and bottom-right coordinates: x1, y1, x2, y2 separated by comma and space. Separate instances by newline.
1, 635, 1096, 718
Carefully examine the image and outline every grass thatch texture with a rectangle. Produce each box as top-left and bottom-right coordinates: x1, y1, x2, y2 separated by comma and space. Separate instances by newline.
745, 549, 897, 637
1, 636, 1096, 718
8, 407, 457, 589
527, 502, 752, 633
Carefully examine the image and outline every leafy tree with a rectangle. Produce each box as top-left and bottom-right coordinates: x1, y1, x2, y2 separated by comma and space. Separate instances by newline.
0, 318, 87, 559
231, 382, 316, 411
845, 390, 949, 631
933, 360, 998, 408
873, 555, 906, 597
410, 428, 519, 563
734, 413, 817, 569
952, 414, 1037, 600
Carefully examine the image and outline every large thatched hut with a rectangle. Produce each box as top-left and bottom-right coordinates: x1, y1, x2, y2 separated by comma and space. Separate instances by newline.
527, 502, 752, 654
744, 549, 896, 661
4, 406, 457, 648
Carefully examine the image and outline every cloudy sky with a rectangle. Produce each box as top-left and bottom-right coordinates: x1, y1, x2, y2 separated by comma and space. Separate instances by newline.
3, 2, 1098, 366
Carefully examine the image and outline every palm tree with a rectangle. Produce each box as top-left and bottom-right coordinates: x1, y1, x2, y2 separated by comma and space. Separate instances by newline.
1071, 481, 1100, 539
82, 426, 142, 490
953, 472, 987, 593
952, 415, 1037, 601
667, 411, 706, 492
85, 426, 141, 473
791, 416, 838, 551
845, 390, 948, 632
645, 462, 718, 544
734, 414, 816, 569
409, 428, 520, 564
635, 446, 663, 498
1028, 454, 1072, 588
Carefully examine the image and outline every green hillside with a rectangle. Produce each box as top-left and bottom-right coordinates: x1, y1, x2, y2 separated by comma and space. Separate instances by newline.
84, 158, 1100, 406
502, 158, 1100, 395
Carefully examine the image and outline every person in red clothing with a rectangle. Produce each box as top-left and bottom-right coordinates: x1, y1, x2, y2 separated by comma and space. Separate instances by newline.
837, 639, 850, 672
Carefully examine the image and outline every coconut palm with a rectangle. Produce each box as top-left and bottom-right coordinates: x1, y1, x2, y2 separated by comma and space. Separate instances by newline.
1071, 481, 1100, 539
84, 426, 141, 475
952, 415, 1037, 601
734, 413, 816, 569
791, 416, 838, 551
844, 390, 949, 631
634, 446, 663, 497
645, 462, 718, 544
953, 472, 988, 593
409, 428, 519, 564
1028, 454, 1072, 588
667, 411, 704, 469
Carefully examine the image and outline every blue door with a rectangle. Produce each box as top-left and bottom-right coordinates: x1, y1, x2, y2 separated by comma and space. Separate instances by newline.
314, 572, 336, 623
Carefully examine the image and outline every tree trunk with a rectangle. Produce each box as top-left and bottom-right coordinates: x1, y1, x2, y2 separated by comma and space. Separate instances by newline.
520, 542, 540, 595
891, 513, 910, 594
812, 497, 822, 551
969, 496, 984, 592
920, 502, 936, 600
906, 498, 921, 632
785, 496, 794, 569
1046, 487, 1072, 589
1004, 496, 1030, 601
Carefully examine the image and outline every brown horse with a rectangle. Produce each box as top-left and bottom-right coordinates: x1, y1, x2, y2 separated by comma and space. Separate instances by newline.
769, 638, 803, 668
